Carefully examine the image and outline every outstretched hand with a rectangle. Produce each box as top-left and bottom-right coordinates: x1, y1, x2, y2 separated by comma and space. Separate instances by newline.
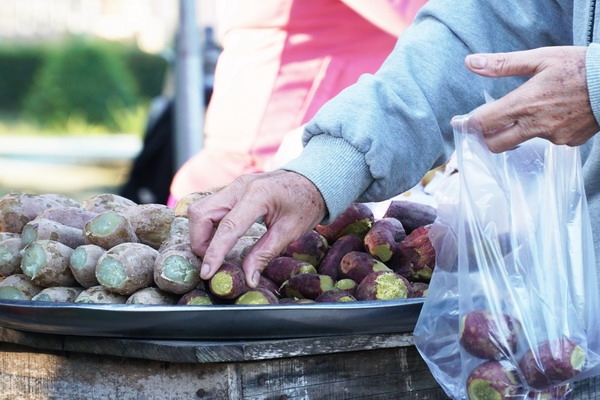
188, 170, 326, 288
465, 46, 599, 152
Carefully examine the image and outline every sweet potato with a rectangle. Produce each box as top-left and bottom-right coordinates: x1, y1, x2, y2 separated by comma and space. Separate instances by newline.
409, 282, 429, 298
388, 225, 435, 282
282, 230, 329, 267
459, 309, 522, 360
257, 275, 280, 295
126, 287, 179, 305
0, 192, 73, 233
317, 233, 365, 280
121, 203, 174, 249
37, 193, 80, 208
75, 285, 127, 304
0, 232, 20, 241
314, 289, 356, 303
0, 237, 24, 276
225, 235, 260, 266
69, 244, 105, 288
280, 273, 335, 300
334, 278, 358, 296
262, 256, 317, 286
21, 218, 87, 249
83, 211, 139, 249
208, 261, 248, 300
382, 200, 436, 234
364, 218, 406, 262
35, 207, 98, 229
518, 338, 586, 390
0, 273, 43, 300
173, 191, 215, 218
177, 288, 214, 306
234, 287, 279, 305
339, 251, 391, 284
21, 239, 76, 287
354, 270, 412, 301
81, 193, 137, 214
315, 202, 374, 243
153, 247, 202, 294
95, 242, 159, 295
466, 360, 523, 400
31, 286, 84, 302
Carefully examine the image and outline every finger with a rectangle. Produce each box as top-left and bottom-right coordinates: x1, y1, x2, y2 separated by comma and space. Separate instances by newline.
467, 94, 521, 137
188, 200, 228, 256
466, 50, 541, 78
482, 123, 527, 153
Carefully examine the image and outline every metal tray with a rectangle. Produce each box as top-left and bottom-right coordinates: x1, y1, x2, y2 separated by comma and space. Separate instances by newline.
0, 298, 424, 340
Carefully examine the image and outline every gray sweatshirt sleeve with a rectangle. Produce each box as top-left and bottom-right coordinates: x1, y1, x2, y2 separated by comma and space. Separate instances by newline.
283, 0, 572, 223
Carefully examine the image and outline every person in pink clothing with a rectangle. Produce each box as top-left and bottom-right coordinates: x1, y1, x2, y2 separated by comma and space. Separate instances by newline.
168, 0, 427, 205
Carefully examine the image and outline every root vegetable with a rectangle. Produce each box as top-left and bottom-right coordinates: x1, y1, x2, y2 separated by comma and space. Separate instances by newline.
0, 192, 72, 233
31, 286, 84, 302
382, 200, 437, 234
317, 233, 365, 280
257, 275, 279, 295
81, 193, 137, 214
466, 360, 523, 400
173, 191, 215, 217
410, 282, 429, 298
83, 211, 139, 249
282, 230, 329, 267
21, 240, 76, 287
154, 247, 202, 294
364, 218, 406, 262
388, 225, 435, 282
234, 287, 279, 305
354, 270, 412, 301
0, 237, 24, 276
21, 218, 87, 249
177, 288, 214, 306
314, 289, 356, 303
225, 236, 260, 266
69, 244, 105, 288
262, 256, 317, 286
315, 202, 374, 243
35, 207, 98, 229
126, 287, 179, 305
208, 262, 248, 300
339, 251, 391, 284
459, 309, 522, 360
95, 243, 159, 295
121, 203, 174, 249
75, 285, 127, 304
0, 273, 43, 300
334, 278, 358, 296
280, 273, 335, 300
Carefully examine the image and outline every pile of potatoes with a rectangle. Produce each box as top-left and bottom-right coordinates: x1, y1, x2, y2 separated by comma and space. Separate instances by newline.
0, 191, 437, 306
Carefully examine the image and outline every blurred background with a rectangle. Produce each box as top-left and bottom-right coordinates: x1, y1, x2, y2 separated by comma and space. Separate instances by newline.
0, 0, 218, 202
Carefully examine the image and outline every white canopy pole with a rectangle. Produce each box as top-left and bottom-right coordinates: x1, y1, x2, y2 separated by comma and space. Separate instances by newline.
174, 0, 204, 170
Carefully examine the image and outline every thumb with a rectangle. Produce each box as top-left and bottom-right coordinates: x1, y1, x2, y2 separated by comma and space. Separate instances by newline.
466, 50, 539, 78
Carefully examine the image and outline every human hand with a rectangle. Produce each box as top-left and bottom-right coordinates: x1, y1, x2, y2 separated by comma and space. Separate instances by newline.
188, 170, 326, 288
465, 46, 600, 152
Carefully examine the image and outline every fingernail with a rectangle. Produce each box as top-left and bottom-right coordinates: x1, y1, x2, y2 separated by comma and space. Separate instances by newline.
468, 55, 487, 69
201, 263, 210, 279
252, 271, 261, 288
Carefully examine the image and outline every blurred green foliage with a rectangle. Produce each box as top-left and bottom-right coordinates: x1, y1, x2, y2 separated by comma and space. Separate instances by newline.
0, 37, 168, 133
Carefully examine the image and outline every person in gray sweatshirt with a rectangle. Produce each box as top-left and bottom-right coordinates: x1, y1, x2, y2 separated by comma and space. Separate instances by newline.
188, 0, 600, 394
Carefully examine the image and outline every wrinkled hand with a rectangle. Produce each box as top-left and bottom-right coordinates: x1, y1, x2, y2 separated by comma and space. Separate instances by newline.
188, 170, 326, 288
465, 46, 599, 152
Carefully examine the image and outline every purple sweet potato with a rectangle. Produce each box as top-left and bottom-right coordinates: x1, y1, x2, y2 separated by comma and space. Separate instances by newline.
83, 211, 139, 249
334, 278, 358, 296
262, 256, 317, 287
317, 233, 365, 281
81, 193, 137, 214
364, 218, 406, 262
354, 270, 412, 301
35, 207, 98, 229
280, 273, 335, 300
177, 288, 214, 306
69, 244, 105, 288
382, 200, 437, 234
459, 309, 522, 360
121, 203, 175, 249
234, 287, 279, 305
409, 282, 429, 298
21, 239, 77, 287
282, 230, 329, 267
257, 275, 280, 295
208, 261, 248, 300
466, 360, 524, 400
315, 202, 374, 243
0, 273, 43, 300
0, 237, 24, 276
314, 289, 356, 303
95, 242, 159, 295
526, 383, 571, 399
21, 218, 88, 249
388, 225, 435, 282
339, 251, 391, 284
153, 247, 202, 294
518, 338, 586, 390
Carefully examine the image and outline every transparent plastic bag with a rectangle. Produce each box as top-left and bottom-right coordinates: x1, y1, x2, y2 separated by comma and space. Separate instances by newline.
413, 112, 600, 400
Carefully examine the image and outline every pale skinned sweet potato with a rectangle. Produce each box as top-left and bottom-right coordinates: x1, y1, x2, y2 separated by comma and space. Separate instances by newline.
280, 273, 335, 300
173, 191, 215, 218
154, 247, 202, 294
126, 287, 179, 305
459, 309, 522, 360
21, 239, 77, 287
35, 207, 98, 229
21, 218, 87, 249
81, 193, 137, 214
31, 286, 84, 302
262, 256, 317, 287
95, 242, 159, 295
382, 200, 437, 234
315, 202, 374, 243
0, 237, 24, 276
282, 230, 329, 267
466, 360, 524, 400
75, 285, 128, 304
121, 203, 175, 249
83, 211, 139, 249
225, 235, 261, 266
208, 261, 248, 300
0, 273, 43, 300
69, 244, 105, 288
354, 270, 412, 301
0, 192, 74, 233
364, 218, 406, 262
317, 233, 365, 280
339, 251, 391, 284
